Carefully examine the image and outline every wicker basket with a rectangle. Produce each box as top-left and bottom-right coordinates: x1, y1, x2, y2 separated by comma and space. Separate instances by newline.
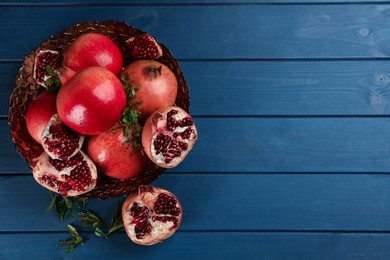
8, 21, 190, 199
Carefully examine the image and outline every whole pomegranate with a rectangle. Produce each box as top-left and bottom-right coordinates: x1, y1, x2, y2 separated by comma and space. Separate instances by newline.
86, 123, 148, 180
142, 106, 197, 168
56, 66, 126, 135
63, 33, 123, 75
32, 151, 97, 197
122, 185, 182, 245
26, 92, 57, 144
121, 60, 178, 120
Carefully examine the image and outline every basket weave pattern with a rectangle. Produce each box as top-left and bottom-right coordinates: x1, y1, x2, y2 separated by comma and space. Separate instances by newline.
8, 21, 190, 199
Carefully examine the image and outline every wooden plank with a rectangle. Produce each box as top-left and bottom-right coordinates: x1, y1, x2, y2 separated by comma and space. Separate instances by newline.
3, 174, 390, 232
3, 0, 390, 4
1, 232, 390, 259
3, 117, 390, 174
4, 60, 390, 117
0, 5, 389, 60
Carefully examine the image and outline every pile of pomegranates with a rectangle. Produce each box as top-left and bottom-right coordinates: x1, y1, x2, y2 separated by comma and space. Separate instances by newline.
24, 30, 197, 245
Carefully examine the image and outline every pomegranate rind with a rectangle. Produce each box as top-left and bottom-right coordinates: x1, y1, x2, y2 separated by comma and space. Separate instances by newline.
32, 151, 97, 197
56, 66, 127, 135
121, 60, 178, 120
142, 106, 197, 168
25, 92, 57, 145
62, 32, 124, 75
86, 123, 149, 180
122, 185, 182, 245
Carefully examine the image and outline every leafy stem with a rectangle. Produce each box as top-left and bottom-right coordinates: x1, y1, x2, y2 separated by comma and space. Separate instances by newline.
120, 72, 142, 149
58, 224, 86, 254
78, 200, 124, 239
46, 192, 88, 221
45, 65, 62, 92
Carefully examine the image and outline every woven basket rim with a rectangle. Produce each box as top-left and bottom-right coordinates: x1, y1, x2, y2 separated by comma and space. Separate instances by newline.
8, 20, 190, 199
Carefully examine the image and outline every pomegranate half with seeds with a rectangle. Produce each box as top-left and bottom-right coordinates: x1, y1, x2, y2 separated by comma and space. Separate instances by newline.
125, 33, 162, 60
142, 106, 197, 168
41, 114, 85, 160
32, 151, 97, 197
122, 185, 182, 245
33, 50, 63, 87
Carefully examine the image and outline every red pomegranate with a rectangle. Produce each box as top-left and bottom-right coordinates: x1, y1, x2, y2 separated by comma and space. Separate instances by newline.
122, 185, 182, 245
32, 151, 97, 197
142, 106, 197, 168
86, 123, 148, 180
121, 60, 178, 120
26, 92, 57, 144
56, 66, 76, 86
56, 66, 127, 135
63, 33, 123, 75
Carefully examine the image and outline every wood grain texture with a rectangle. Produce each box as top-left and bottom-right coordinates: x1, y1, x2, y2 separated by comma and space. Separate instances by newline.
4, 60, 390, 118
2, 1, 390, 259
2, 174, 390, 232
1, 5, 390, 60
2, 232, 390, 259
3, 117, 390, 174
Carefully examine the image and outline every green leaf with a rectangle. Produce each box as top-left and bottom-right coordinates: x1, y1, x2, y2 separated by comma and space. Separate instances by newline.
46, 193, 89, 221
78, 211, 102, 228
46, 65, 55, 76
105, 201, 124, 238
58, 224, 86, 254
94, 227, 105, 237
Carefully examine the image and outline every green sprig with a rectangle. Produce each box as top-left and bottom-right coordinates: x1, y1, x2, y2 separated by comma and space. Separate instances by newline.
120, 72, 143, 149
78, 201, 124, 239
46, 192, 88, 221
45, 65, 62, 92
58, 224, 86, 254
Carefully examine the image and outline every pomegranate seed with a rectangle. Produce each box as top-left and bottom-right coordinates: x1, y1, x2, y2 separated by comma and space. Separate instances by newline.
49, 152, 84, 171
154, 193, 181, 216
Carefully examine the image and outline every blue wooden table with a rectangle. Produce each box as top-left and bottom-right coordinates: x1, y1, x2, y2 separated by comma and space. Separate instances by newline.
3, 0, 390, 259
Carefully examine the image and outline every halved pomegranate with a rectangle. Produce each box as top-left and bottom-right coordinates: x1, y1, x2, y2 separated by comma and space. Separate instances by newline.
32, 50, 63, 87
32, 151, 97, 197
41, 114, 85, 160
142, 106, 197, 168
125, 34, 162, 60
122, 185, 182, 245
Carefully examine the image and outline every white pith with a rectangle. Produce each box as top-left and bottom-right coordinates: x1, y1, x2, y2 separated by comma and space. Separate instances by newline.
33, 151, 97, 196
125, 189, 180, 244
